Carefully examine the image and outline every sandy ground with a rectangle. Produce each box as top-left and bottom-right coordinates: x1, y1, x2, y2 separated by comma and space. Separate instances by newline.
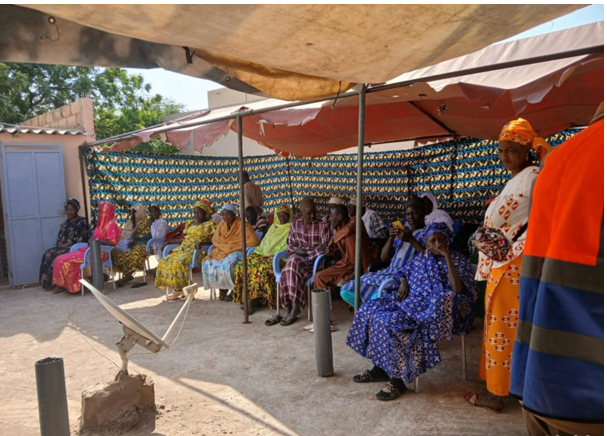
0, 278, 527, 436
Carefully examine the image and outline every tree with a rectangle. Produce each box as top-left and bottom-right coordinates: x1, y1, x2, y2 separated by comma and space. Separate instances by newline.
0, 63, 185, 152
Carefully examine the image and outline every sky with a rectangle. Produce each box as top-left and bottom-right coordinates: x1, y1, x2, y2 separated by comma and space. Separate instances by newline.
126, 5, 604, 112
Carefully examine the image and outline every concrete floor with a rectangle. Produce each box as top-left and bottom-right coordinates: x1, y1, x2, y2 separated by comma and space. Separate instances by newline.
0, 280, 527, 436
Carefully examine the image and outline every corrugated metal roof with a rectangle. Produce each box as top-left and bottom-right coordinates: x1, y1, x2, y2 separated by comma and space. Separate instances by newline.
0, 124, 86, 136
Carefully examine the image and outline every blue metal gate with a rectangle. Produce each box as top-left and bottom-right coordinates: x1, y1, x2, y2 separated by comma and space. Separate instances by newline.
1, 143, 66, 286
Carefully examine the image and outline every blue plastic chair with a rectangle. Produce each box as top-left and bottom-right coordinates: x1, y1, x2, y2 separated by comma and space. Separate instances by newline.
272, 249, 289, 317
255, 231, 264, 242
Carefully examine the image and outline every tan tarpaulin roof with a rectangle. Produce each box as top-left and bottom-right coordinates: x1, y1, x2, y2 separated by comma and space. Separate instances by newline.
93, 22, 603, 157
3, 4, 583, 100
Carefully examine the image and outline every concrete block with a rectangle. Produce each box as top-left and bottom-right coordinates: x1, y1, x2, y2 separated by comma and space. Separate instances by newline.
66, 114, 79, 128
45, 112, 53, 125
71, 101, 81, 116
61, 104, 71, 118
80, 372, 155, 434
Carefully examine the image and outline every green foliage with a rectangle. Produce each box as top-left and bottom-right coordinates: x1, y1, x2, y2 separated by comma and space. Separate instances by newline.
0, 63, 184, 153
127, 137, 181, 154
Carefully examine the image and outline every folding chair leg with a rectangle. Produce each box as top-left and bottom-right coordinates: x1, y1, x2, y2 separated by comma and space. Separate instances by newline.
165, 286, 169, 301
276, 283, 281, 316
81, 270, 85, 296
307, 286, 312, 322
414, 377, 420, 394
111, 268, 117, 291
461, 334, 467, 381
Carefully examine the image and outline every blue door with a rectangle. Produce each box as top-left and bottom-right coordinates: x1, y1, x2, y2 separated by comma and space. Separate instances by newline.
1, 143, 67, 286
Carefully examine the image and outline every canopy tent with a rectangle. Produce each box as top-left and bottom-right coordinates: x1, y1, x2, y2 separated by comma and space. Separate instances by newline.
2, 4, 584, 100
89, 22, 604, 157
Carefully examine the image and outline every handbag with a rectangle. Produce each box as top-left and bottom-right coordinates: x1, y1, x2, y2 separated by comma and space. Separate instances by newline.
471, 223, 528, 262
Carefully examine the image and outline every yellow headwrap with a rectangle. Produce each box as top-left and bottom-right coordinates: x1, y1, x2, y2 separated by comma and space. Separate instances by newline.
193, 199, 214, 216
499, 118, 552, 163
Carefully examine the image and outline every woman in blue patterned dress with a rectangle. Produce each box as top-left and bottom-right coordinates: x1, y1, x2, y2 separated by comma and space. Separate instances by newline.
346, 223, 477, 401
340, 197, 426, 305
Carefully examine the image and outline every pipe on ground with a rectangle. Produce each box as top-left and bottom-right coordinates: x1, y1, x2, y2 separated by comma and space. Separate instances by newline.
312, 288, 334, 377
36, 357, 70, 436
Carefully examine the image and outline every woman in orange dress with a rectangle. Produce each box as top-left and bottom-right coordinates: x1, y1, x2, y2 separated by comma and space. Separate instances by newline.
466, 119, 551, 412
52, 202, 122, 294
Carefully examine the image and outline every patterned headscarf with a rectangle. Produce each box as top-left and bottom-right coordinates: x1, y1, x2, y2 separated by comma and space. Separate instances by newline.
64, 198, 80, 211
419, 222, 455, 245
499, 118, 552, 163
193, 199, 214, 216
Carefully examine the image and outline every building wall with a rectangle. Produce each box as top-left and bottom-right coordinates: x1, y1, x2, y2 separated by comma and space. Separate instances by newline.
1, 98, 96, 211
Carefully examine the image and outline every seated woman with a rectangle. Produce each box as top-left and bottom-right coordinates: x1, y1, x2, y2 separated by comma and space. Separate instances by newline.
347, 223, 477, 401
112, 205, 167, 288
111, 204, 151, 287
52, 201, 122, 294
148, 204, 169, 262
421, 192, 454, 231
155, 200, 216, 300
340, 197, 426, 306
201, 204, 259, 301
39, 198, 90, 290
232, 205, 293, 316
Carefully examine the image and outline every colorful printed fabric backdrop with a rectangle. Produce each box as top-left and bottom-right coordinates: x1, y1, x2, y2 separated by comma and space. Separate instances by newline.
84, 130, 576, 227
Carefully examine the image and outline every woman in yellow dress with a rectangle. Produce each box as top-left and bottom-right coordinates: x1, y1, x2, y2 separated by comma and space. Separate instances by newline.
112, 204, 152, 287
232, 205, 293, 315
155, 200, 216, 300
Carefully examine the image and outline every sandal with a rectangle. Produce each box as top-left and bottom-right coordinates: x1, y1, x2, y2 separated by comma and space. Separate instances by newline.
353, 369, 390, 383
280, 314, 298, 326
464, 392, 503, 413
167, 291, 184, 301
265, 315, 282, 326
130, 282, 147, 289
376, 381, 405, 401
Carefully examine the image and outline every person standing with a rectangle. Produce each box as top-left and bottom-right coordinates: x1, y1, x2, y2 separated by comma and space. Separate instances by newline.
242, 171, 264, 210
510, 105, 604, 436
466, 118, 551, 412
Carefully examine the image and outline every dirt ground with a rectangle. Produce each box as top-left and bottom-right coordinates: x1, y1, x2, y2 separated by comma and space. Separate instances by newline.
0, 278, 527, 436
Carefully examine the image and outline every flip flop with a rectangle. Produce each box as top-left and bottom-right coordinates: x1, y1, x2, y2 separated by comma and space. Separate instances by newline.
376, 382, 405, 401
131, 282, 147, 288
464, 392, 502, 413
353, 369, 390, 383
167, 292, 185, 302
280, 315, 298, 326
265, 315, 283, 326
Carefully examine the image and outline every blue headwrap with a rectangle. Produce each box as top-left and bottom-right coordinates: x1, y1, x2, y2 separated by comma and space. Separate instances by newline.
419, 222, 455, 245
220, 204, 239, 216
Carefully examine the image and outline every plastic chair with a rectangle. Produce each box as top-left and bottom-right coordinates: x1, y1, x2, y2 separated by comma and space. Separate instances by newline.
145, 237, 165, 271
80, 245, 117, 295
376, 279, 467, 393
255, 231, 264, 242
272, 249, 289, 317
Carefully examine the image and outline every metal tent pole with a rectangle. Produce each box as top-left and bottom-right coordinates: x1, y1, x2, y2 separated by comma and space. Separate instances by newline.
354, 84, 367, 312
78, 146, 90, 222
237, 115, 251, 324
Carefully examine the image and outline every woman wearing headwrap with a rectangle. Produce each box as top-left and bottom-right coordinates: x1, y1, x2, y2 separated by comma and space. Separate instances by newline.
420, 192, 454, 231
202, 204, 259, 301
232, 205, 293, 316
52, 202, 122, 294
39, 198, 90, 290
111, 204, 152, 287
466, 118, 549, 413
155, 200, 216, 300
347, 222, 477, 401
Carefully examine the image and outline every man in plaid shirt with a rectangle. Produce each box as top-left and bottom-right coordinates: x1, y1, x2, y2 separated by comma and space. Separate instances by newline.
347, 197, 388, 249
278, 198, 331, 326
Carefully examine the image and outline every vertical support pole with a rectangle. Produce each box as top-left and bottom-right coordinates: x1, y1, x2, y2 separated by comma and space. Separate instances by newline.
237, 115, 251, 324
354, 84, 367, 312
90, 238, 104, 292
78, 145, 90, 223
36, 357, 70, 436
